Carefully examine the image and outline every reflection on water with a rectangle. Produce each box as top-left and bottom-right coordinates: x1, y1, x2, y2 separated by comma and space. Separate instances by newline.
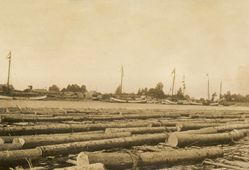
1, 100, 249, 111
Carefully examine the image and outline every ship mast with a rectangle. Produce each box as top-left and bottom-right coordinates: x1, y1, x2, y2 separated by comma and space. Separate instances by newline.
171, 68, 176, 96
219, 80, 222, 100
207, 74, 210, 100
120, 66, 124, 94
7, 51, 11, 94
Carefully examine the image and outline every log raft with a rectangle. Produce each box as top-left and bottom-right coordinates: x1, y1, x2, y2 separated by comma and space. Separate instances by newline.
85, 147, 224, 169
167, 130, 246, 147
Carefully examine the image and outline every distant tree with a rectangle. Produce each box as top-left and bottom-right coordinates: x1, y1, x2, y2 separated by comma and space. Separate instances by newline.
224, 91, 232, 101
115, 85, 122, 95
155, 82, 164, 91
147, 82, 165, 99
211, 92, 217, 101
176, 88, 184, 99
49, 85, 60, 92
81, 85, 87, 93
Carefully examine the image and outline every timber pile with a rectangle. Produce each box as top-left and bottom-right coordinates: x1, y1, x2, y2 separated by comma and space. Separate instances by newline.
0, 107, 249, 170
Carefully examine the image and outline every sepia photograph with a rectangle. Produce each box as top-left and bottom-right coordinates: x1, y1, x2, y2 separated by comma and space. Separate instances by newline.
1, 0, 249, 169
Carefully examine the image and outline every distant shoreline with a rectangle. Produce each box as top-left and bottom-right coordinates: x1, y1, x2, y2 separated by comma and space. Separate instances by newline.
1, 100, 249, 111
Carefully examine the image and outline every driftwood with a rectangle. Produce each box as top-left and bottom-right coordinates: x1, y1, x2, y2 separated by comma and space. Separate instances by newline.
38, 133, 168, 156
167, 130, 246, 147
85, 147, 223, 169
13, 132, 131, 148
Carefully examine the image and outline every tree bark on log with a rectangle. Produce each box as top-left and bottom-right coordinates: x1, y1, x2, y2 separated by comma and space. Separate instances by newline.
85, 147, 223, 169
0, 143, 23, 151
178, 123, 249, 134
0, 112, 182, 122
0, 148, 42, 163
167, 130, 246, 147
0, 131, 103, 143
13, 132, 131, 149
176, 123, 222, 131
38, 133, 168, 156
105, 127, 176, 134
0, 122, 153, 135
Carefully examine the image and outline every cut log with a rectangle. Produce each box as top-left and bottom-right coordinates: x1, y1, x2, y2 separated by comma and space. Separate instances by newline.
0, 138, 4, 144
178, 127, 218, 134
176, 123, 222, 131
179, 123, 249, 134
167, 130, 246, 147
105, 127, 175, 134
0, 131, 104, 143
13, 132, 131, 148
53, 163, 105, 170
85, 147, 223, 169
0, 122, 152, 135
38, 133, 168, 156
0, 148, 42, 163
215, 124, 249, 132
0, 143, 23, 151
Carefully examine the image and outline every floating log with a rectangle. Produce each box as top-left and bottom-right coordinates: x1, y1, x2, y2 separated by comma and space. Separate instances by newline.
38, 133, 168, 156
0, 112, 182, 122
13, 132, 131, 148
105, 127, 175, 134
85, 147, 223, 169
215, 124, 249, 132
0, 148, 42, 163
176, 123, 222, 131
0, 122, 153, 135
0, 143, 23, 151
167, 130, 246, 147
0, 131, 103, 143
179, 123, 249, 134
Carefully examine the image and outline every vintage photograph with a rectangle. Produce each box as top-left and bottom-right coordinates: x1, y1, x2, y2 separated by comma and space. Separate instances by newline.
0, 0, 249, 169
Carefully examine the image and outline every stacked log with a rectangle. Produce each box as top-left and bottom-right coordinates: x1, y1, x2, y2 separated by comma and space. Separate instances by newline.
38, 133, 168, 156
0, 148, 42, 163
105, 127, 176, 134
85, 147, 223, 169
0, 143, 23, 151
176, 122, 222, 131
13, 132, 131, 148
167, 130, 246, 147
0, 131, 103, 143
0, 122, 154, 135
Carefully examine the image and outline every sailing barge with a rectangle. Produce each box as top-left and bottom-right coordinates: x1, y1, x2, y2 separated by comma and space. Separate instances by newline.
0, 51, 47, 100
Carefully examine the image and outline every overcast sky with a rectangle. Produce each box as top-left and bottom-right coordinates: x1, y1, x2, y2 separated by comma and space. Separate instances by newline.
0, 0, 249, 98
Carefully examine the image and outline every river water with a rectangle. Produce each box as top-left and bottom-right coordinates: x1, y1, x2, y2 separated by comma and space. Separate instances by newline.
0, 100, 249, 111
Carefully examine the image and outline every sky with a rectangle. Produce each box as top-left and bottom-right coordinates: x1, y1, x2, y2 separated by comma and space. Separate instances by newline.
0, 0, 249, 98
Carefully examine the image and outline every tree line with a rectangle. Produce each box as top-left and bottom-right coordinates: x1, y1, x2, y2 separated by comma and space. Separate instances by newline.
48, 84, 87, 93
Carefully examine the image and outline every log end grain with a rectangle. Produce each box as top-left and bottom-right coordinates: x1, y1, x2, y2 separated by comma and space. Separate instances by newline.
0, 138, 4, 145
166, 133, 178, 147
